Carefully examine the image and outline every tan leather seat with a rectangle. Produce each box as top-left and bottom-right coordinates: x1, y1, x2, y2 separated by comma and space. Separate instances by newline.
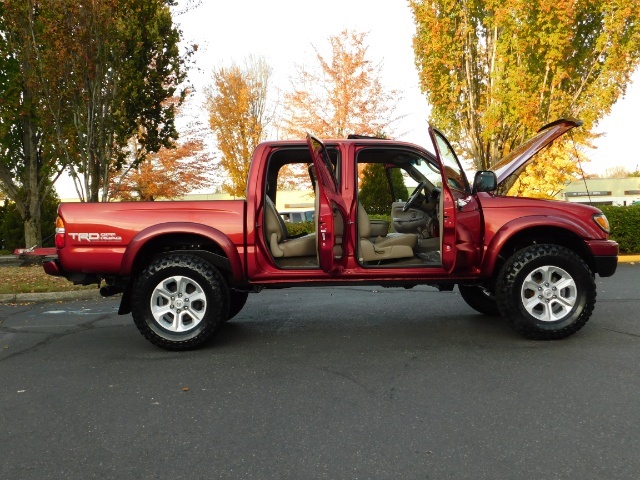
358, 204, 417, 262
265, 197, 316, 258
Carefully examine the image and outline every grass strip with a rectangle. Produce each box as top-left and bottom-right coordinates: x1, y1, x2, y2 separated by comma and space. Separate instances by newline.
0, 265, 96, 295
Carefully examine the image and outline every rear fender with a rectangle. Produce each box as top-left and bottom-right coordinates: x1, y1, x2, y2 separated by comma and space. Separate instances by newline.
117, 223, 244, 316
119, 222, 244, 281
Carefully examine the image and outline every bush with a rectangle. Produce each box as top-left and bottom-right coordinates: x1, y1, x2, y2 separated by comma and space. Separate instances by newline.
285, 221, 314, 237
359, 164, 408, 215
600, 205, 640, 254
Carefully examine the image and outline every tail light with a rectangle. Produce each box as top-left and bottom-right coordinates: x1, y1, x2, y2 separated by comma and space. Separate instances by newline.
55, 217, 66, 249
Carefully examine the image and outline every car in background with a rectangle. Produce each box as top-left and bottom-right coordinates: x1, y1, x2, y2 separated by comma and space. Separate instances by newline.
279, 210, 315, 223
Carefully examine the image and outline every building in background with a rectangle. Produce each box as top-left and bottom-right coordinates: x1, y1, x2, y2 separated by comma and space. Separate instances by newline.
563, 178, 640, 206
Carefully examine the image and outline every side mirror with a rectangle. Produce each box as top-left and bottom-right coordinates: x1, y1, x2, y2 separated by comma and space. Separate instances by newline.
472, 171, 497, 193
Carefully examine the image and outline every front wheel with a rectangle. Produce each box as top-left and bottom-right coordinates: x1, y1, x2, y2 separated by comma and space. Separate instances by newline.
131, 254, 229, 350
496, 245, 596, 340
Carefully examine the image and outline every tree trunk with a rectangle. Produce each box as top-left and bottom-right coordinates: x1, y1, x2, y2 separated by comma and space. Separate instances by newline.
24, 215, 41, 249
21, 94, 44, 248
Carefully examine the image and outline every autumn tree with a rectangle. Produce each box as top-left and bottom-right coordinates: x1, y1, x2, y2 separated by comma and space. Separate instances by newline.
0, 0, 67, 248
108, 93, 214, 201
281, 30, 400, 139
53, 0, 186, 202
109, 139, 212, 201
206, 57, 272, 197
504, 141, 588, 198
604, 166, 632, 179
410, 0, 640, 172
0, 0, 185, 247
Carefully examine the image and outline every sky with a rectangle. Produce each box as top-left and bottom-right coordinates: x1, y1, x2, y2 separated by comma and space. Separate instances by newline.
54, 0, 640, 198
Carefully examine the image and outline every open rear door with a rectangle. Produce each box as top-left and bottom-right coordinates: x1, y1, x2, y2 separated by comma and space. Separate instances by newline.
306, 134, 347, 275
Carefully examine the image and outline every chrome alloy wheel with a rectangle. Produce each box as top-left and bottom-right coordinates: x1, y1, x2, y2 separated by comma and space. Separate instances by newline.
520, 265, 577, 322
150, 275, 207, 333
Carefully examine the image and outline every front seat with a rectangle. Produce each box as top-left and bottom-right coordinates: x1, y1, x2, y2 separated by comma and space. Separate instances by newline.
358, 204, 417, 263
264, 196, 316, 258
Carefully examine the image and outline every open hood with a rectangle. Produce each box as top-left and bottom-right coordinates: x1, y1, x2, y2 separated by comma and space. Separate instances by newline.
493, 118, 582, 194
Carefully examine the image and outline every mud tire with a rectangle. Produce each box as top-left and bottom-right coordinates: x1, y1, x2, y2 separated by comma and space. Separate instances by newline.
131, 254, 229, 350
496, 244, 596, 340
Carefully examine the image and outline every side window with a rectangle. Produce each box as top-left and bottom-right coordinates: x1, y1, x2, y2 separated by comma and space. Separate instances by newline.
266, 148, 316, 230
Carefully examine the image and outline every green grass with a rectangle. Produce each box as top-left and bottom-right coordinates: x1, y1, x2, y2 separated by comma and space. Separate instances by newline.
0, 265, 96, 295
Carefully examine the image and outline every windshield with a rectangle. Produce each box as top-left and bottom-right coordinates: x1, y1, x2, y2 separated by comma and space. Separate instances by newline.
410, 156, 442, 189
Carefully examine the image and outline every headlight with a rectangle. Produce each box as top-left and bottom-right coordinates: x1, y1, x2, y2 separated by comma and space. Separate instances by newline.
593, 213, 610, 234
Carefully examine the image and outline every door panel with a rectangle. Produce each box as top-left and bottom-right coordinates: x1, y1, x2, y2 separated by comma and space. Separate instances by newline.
391, 203, 428, 233
428, 126, 481, 273
306, 134, 347, 275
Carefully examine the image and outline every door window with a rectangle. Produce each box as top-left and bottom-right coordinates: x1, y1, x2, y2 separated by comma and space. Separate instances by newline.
432, 132, 470, 194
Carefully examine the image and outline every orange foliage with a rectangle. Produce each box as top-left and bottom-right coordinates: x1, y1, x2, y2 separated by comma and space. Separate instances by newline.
206, 57, 271, 197
281, 30, 400, 139
109, 140, 212, 201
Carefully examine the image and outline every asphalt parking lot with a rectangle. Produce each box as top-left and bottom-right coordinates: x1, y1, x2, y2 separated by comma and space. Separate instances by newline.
1, 263, 639, 479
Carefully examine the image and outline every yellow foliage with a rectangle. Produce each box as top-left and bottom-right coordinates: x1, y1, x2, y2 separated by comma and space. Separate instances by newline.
206, 57, 271, 197
410, 0, 640, 170
506, 141, 587, 198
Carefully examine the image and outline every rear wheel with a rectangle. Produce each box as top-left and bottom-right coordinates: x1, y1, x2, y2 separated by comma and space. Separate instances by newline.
132, 254, 229, 350
496, 244, 595, 340
458, 284, 499, 316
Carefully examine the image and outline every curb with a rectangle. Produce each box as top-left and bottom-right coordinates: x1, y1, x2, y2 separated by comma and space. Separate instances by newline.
0, 289, 101, 304
619, 255, 640, 263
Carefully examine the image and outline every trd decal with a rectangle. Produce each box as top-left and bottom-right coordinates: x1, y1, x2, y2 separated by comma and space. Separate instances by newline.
69, 232, 123, 242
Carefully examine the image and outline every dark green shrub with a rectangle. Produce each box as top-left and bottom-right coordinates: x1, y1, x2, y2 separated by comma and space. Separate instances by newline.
600, 205, 640, 254
368, 214, 392, 233
285, 221, 315, 237
359, 164, 408, 215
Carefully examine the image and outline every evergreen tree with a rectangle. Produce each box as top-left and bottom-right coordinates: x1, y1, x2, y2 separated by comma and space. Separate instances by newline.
359, 164, 408, 215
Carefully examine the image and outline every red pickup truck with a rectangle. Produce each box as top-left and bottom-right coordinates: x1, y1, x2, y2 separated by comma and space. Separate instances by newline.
42, 119, 618, 350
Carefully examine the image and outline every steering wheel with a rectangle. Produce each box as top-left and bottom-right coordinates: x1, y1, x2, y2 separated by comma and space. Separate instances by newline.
402, 181, 427, 212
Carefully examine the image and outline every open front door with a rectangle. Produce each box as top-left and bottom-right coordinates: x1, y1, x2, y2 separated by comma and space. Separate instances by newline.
306, 134, 348, 275
428, 126, 479, 273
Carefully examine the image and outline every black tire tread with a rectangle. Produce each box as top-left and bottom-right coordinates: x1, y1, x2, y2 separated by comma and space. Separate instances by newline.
496, 244, 596, 340
131, 254, 228, 350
